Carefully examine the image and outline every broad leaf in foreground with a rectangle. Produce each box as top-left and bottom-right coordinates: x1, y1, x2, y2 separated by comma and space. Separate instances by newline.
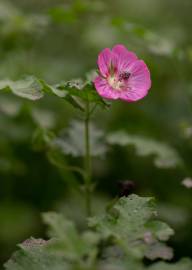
43, 212, 99, 265
4, 238, 68, 270
98, 259, 144, 270
89, 195, 174, 260
98, 258, 192, 270
149, 259, 192, 270
4, 196, 192, 270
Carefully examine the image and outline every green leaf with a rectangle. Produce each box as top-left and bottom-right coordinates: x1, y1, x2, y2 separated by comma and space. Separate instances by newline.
52, 120, 107, 157
98, 259, 144, 270
40, 78, 108, 110
145, 221, 174, 241
58, 79, 109, 108
42, 212, 99, 265
89, 195, 173, 260
39, 79, 67, 98
40, 79, 85, 111
149, 259, 192, 270
0, 76, 44, 100
107, 132, 182, 168
0, 77, 108, 111
4, 238, 68, 270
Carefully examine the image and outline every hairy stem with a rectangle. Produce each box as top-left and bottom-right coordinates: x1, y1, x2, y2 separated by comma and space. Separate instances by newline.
84, 100, 92, 216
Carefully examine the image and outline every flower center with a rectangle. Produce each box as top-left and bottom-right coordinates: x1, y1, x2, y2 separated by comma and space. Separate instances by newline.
107, 71, 131, 91
108, 76, 124, 90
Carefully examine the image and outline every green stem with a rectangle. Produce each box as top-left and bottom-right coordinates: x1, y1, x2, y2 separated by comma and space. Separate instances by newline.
84, 100, 92, 216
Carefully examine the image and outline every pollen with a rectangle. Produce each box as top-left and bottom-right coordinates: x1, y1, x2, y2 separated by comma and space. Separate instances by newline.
119, 71, 131, 81
108, 75, 124, 91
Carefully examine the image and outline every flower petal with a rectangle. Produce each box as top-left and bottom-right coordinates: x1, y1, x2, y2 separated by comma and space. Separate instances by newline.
112, 44, 138, 72
97, 48, 112, 77
128, 60, 151, 91
120, 60, 151, 102
94, 76, 120, 100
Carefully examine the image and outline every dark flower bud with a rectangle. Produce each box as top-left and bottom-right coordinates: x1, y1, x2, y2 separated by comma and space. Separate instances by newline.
118, 180, 136, 197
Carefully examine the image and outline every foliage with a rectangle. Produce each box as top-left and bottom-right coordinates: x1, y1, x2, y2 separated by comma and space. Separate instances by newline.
0, 76, 181, 169
107, 132, 182, 168
0, 77, 44, 101
4, 195, 192, 270
0, 0, 192, 269
0, 76, 108, 109
89, 195, 174, 260
52, 120, 107, 157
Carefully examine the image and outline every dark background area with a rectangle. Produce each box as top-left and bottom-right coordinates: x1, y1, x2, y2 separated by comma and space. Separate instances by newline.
0, 0, 192, 268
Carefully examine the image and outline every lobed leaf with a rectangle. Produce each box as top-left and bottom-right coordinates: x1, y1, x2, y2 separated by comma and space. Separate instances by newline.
0, 77, 44, 101
89, 195, 174, 260
107, 132, 182, 168
57, 79, 109, 108
42, 212, 99, 265
0, 76, 108, 111
98, 258, 192, 270
4, 196, 192, 270
4, 238, 68, 270
52, 120, 107, 157
149, 259, 192, 270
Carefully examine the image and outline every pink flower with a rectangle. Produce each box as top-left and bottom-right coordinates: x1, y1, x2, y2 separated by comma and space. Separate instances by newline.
94, 44, 151, 102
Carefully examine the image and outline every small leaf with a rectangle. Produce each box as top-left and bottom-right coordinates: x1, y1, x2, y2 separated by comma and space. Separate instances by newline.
40, 79, 86, 111
39, 79, 67, 98
40, 80, 100, 111
58, 79, 109, 108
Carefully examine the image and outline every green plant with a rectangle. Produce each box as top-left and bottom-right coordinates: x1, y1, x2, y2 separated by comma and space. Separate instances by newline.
0, 71, 191, 269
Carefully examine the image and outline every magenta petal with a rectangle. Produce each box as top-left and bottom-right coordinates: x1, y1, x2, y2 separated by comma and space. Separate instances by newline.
97, 48, 112, 77
128, 60, 151, 91
112, 44, 138, 72
120, 60, 151, 102
94, 76, 120, 100
94, 45, 151, 103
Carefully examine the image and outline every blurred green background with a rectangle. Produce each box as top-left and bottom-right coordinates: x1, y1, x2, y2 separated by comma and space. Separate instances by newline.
0, 0, 192, 268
